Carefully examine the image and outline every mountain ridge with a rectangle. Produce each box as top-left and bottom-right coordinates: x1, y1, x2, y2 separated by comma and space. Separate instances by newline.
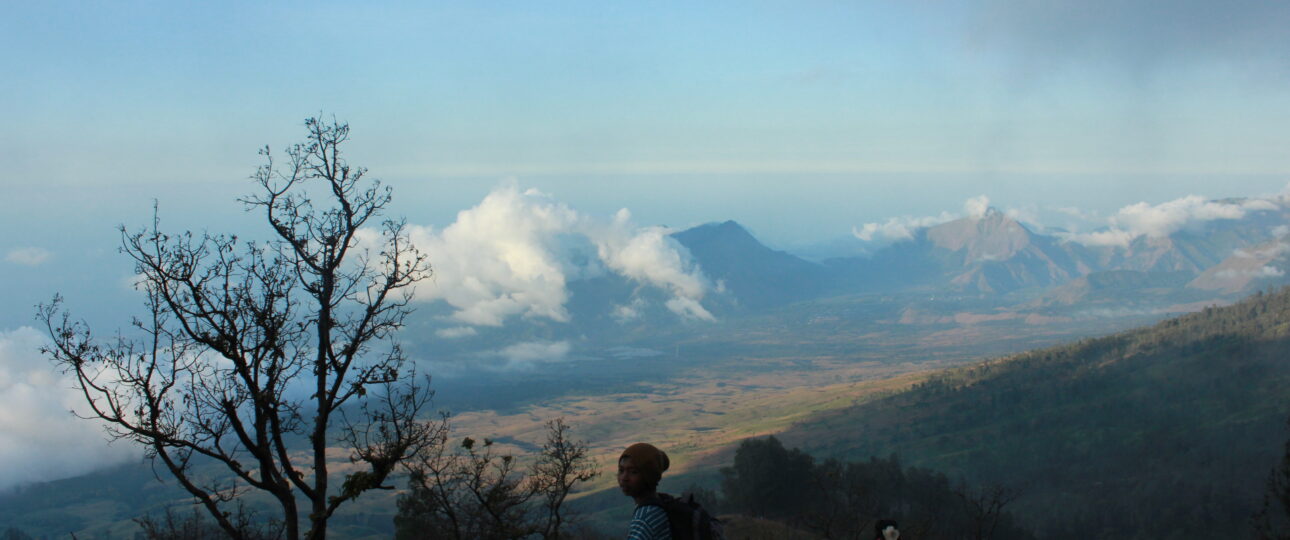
773, 286, 1290, 538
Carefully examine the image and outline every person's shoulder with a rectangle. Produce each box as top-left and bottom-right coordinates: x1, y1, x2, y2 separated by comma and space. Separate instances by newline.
629, 503, 672, 540
633, 503, 668, 519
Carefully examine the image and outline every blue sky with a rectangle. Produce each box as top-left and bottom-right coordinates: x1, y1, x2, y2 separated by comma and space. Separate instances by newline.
2, 1, 1289, 247
6, 1, 1289, 186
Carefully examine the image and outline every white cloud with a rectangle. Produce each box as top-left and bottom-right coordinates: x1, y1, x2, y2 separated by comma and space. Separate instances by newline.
1059, 228, 1136, 248
1003, 205, 1040, 227
1113, 195, 1251, 238
0, 327, 136, 490
392, 185, 713, 328
852, 211, 958, 242
851, 195, 1010, 245
612, 298, 646, 322
479, 340, 572, 370
1215, 266, 1285, 279
1233, 242, 1290, 260
1062, 195, 1283, 248
596, 210, 713, 320
435, 326, 478, 339
964, 195, 991, 218
5, 247, 52, 266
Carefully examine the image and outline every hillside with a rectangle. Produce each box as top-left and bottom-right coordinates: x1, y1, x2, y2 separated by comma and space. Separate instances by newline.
827, 210, 1096, 295
775, 287, 1290, 538
671, 220, 827, 309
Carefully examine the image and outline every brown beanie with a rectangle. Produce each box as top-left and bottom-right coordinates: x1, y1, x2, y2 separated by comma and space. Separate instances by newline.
620, 443, 670, 481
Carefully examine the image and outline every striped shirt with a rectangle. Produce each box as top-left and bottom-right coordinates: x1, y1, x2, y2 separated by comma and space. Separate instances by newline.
627, 504, 672, 540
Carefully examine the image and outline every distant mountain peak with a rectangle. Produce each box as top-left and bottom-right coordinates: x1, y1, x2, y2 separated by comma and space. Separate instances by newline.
675, 220, 760, 247
671, 220, 826, 309
710, 219, 749, 233
927, 211, 1032, 259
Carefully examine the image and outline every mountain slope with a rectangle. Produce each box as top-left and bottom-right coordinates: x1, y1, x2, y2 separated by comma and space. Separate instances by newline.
672, 220, 827, 309
828, 210, 1094, 294
1035, 270, 1197, 306
1189, 235, 1290, 294
777, 287, 1290, 538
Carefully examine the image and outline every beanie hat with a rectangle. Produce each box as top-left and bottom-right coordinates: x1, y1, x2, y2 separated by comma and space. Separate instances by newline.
620, 443, 670, 482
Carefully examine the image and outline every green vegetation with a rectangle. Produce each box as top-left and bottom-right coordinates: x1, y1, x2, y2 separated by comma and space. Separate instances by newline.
717, 436, 1034, 539
1256, 417, 1290, 539
780, 287, 1290, 538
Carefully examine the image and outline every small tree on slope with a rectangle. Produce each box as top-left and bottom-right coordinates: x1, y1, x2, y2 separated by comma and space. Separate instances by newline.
1257, 416, 1290, 540
39, 117, 438, 540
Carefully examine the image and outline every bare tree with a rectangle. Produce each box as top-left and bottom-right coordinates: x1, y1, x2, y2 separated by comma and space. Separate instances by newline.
954, 482, 1020, 540
38, 117, 438, 540
533, 418, 598, 540
395, 418, 598, 540
135, 505, 280, 540
1256, 416, 1290, 540
396, 435, 539, 540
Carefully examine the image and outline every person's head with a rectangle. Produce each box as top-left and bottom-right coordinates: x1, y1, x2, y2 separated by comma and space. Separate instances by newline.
617, 442, 669, 499
874, 519, 899, 540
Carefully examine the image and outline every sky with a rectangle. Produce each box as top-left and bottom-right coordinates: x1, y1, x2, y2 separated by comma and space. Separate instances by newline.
3, 1, 1290, 490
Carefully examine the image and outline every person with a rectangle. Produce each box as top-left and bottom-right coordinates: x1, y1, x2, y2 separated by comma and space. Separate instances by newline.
619, 442, 672, 540
874, 519, 900, 540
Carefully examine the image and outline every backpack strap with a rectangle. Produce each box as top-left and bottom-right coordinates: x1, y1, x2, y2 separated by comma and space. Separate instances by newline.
654, 493, 703, 540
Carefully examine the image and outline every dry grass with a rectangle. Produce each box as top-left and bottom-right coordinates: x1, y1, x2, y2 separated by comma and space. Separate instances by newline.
443, 356, 935, 496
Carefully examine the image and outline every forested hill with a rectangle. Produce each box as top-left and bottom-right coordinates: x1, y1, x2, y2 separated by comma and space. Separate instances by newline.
778, 287, 1290, 538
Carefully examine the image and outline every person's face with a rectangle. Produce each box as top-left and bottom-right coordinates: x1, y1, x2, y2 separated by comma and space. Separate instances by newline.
617, 456, 651, 497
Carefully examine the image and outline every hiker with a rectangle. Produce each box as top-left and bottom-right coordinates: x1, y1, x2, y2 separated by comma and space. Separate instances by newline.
619, 442, 726, 540
619, 442, 673, 539
874, 519, 900, 540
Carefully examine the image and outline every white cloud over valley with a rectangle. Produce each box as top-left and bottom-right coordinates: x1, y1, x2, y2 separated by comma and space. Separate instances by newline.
1061, 195, 1283, 247
390, 185, 714, 328
0, 327, 136, 491
479, 340, 573, 370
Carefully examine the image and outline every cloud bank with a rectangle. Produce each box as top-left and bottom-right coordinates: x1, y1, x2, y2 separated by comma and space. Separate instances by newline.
852, 195, 994, 244
0, 327, 136, 491
1062, 195, 1281, 247
397, 185, 714, 328
850, 193, 1286, 251
482, 340, 573, 370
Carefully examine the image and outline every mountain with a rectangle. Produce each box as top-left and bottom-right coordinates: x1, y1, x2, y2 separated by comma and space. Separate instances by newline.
1035, 269, 1197, 307
1188, 235, 1290, 294
1088, 202, 1290, 275
819, 201, 1290, 305
775, 286, 1290, 538
671, 220, 827, 309
827, 209, 1094, 294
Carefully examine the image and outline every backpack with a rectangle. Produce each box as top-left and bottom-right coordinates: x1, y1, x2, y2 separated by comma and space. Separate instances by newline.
641, 493, 726, 540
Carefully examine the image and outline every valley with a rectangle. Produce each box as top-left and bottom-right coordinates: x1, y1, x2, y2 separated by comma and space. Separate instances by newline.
5, 198, 1290, 538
